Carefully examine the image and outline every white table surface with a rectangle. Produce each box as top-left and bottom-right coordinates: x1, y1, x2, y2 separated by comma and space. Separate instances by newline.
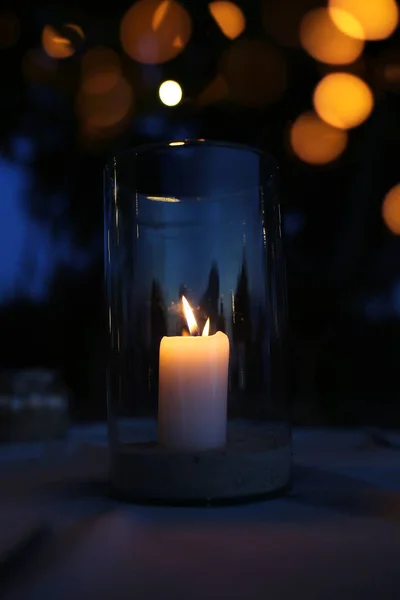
1, 425, 400, 600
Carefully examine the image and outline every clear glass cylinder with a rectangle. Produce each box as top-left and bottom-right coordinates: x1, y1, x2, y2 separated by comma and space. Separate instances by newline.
104, 140, 290, 504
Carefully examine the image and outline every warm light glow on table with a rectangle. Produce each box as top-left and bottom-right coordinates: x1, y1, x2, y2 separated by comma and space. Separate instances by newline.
158, 296, 229, 451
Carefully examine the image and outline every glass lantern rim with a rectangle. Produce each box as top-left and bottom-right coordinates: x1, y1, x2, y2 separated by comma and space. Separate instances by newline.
105, 138, 278, 170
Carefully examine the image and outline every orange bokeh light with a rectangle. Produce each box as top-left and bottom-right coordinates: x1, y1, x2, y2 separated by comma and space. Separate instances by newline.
209, 1, 245, 40
382, 184, 400, 235
76, 77, 134, 131
81, 47, 122, 95
42, 25, 73, 59
313, 72, 374, 130
300, 8, 364, 65
120, 0, 192, 64
196, 75, 229, 107
290, 111, 348, 164
221, 39, 287, 108
42, 23, 84, 59
328, 0, 399, 40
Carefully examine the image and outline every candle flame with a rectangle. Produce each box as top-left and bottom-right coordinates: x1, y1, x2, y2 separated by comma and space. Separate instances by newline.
202, 318, 210, 337
182, 296, 198, 335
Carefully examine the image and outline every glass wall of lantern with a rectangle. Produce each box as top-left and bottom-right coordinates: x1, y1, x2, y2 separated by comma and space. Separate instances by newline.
104, 140, 290, 504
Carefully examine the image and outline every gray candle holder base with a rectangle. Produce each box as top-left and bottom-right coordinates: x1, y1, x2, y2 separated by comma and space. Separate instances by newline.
110, 421, 291, 504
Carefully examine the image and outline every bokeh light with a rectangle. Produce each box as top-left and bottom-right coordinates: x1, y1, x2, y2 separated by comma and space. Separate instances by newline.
382, 184, 400, 235
220, 39, 287, 108
81, 47, 121, 95
196, 75, 229, 107
374, 48, 400, 94
42, 23, 84, 59
76, 77, 134, 133
120, 0, 192, 64
209, 1, 245, 40
313, 72, 374, 130
262, 0, 321, 47
159, 80, 182, 106
0, 12, 20, 48
290, 111, 348, 164
328, 0, 399, 41
300, 8, 364, 65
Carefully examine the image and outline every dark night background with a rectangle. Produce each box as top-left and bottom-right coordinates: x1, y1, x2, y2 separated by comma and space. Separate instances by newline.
0, 0, 399, 426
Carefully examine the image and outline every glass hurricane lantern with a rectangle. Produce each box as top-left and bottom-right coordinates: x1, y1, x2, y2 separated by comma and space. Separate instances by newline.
104, 140, 291, 504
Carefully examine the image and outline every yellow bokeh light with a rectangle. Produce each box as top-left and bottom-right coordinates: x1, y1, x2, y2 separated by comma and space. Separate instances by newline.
313, 72, 374, 130
81, 47, 121, 95
329, 8, 365, 39
328, 0, 399, 40
382, 184, 400, 235
42, 23, 84, 59
300, 8, 364, 65
120, 0, 192, 64
209, 1, 245, 40
159, 80, 182, 106
290, 111, 348, 165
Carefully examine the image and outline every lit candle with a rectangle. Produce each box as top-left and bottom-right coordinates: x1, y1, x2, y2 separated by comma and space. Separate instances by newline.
158, 296, 230, 451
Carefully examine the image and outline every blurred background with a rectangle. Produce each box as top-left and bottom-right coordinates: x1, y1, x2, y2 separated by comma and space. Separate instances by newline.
0, 0, 399, 426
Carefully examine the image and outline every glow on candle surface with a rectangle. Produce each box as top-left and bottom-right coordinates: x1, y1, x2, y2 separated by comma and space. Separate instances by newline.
158, 296, 230, 451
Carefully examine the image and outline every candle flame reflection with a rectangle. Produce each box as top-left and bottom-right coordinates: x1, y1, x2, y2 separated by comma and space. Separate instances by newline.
182, 296, 198, 335
202, 318, 210, 337
181, 296, 210, 336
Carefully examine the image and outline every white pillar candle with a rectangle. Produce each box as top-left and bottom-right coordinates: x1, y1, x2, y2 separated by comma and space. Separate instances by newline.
158, 298, 230, 451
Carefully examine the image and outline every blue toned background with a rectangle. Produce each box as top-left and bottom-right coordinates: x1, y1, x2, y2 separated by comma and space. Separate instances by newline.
0, 0, 399, 423
0, 158, 93, 300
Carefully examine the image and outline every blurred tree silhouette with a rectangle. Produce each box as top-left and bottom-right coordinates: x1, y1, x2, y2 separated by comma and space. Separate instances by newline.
200, 261, 220, 331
